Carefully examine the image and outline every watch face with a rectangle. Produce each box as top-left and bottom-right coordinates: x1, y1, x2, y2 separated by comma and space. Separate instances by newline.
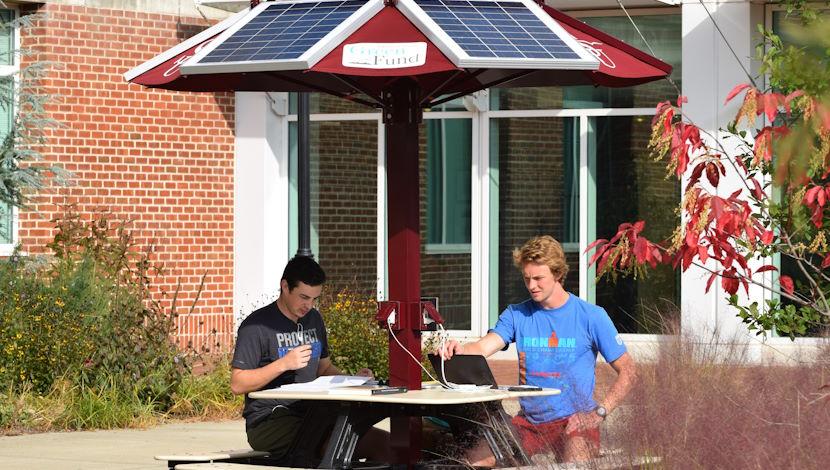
595, 406, 608, 418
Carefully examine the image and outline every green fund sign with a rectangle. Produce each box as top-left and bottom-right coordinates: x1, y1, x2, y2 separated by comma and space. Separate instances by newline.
342, 42, 427, 69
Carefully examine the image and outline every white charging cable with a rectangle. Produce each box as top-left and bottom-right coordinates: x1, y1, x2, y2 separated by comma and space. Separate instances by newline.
385, 314, 478, 391
385, 314, 443, 384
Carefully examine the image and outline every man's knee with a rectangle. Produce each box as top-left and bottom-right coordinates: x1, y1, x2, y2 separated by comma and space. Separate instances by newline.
246, 407, 304, 457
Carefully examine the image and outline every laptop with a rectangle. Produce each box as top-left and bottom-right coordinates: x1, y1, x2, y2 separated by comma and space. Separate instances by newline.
427, 353, 543, 391
427, 353, 498, 388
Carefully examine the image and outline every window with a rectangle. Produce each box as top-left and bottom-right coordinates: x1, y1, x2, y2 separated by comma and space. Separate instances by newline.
426, 118, 472, 249
770, 8, 829, 337
593, 115, 680, 333
489, 12, 682, 333
492, 116, 581, 313
422, 116, 474, 330
0, 8, 17, 250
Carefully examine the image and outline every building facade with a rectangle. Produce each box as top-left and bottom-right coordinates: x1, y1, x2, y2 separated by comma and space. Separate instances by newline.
1, 0, 236, 351
2, 0, 823, 360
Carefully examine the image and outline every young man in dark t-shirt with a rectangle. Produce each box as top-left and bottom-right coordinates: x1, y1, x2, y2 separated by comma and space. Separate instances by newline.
231, 256, 388, 462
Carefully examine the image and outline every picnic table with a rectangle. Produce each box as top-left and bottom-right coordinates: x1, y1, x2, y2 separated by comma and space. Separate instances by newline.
248, 384, 560, 469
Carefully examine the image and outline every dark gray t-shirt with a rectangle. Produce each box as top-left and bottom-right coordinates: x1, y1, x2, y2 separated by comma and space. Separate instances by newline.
231, 301, 329, 428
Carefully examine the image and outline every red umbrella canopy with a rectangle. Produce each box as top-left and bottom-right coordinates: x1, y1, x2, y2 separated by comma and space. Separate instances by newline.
125, 0, 671, 105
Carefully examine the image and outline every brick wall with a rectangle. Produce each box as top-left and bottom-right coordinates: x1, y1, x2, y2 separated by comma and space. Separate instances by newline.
17, 4, 235, 351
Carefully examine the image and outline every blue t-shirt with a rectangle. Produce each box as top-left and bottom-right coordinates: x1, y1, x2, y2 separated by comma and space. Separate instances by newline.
490, 294, 626, 424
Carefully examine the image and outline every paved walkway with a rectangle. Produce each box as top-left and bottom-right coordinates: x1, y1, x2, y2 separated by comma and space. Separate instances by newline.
0, 420, 248, 470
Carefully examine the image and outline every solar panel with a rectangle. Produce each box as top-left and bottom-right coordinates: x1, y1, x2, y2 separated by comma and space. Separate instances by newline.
413, 0, 581, 60
199, 0, 366, 64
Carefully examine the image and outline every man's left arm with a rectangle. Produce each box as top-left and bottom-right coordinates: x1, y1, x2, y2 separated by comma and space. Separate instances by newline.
317, 357, 373, 378
317, 357, 341, 376
598, 352, 637, 414
565, 352, 637, 432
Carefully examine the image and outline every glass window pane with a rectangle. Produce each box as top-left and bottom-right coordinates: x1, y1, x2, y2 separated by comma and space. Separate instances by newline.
0, 10, 13, 67
421, 119, 473, 330
301, 120, 379, 291
593, 116, 680, 333
493, 117, 580, 314
289, 92, 377, 114
426, 118, 472, 245
0, 9, 13, 245
772, 9, 829, 337
0, 202, 11, 244
491, 14, 681, 110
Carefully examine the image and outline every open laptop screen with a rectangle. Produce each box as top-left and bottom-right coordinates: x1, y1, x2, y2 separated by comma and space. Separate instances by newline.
427, 354, 498, 387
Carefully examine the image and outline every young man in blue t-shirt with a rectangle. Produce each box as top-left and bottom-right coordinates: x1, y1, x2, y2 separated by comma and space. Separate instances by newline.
439, 235, 637, 464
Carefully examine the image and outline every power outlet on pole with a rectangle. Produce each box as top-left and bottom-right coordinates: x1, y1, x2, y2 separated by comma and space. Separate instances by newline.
377, 301, 401, 330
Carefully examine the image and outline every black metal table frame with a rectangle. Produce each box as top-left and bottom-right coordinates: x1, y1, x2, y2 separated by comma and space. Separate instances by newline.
284, 399, 529, 469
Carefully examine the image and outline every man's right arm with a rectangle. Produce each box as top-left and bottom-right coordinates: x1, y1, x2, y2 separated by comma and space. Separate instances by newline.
438, 332, 506, 359
230, 344, 312, 395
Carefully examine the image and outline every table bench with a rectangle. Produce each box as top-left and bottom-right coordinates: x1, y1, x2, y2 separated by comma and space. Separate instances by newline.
155, 448, 272, 470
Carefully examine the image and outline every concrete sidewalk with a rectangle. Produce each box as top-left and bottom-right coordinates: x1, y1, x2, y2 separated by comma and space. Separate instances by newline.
0, 420, 248, 470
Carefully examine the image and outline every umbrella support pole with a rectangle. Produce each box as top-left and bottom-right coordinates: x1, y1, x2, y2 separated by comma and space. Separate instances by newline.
382, 79, 424, 467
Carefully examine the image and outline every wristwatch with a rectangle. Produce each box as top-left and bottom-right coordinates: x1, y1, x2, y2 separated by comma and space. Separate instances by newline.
594, 405, 608, 420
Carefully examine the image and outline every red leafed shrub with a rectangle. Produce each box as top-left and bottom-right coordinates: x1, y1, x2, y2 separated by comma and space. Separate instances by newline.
588, 16, 830, 338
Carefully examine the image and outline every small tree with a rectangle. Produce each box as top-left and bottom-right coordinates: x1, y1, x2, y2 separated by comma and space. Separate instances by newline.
0, 13, 68, 237
588, 15, 830, 338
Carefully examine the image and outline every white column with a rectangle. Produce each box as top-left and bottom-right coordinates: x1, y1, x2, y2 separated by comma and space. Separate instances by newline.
681, 1, 765, 345
234, 92, 290, 325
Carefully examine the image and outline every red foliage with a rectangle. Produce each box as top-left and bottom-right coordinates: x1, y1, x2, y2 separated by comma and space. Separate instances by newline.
803, 185, 830, 228
588, 86, 820, 297
780, 275, 795, 295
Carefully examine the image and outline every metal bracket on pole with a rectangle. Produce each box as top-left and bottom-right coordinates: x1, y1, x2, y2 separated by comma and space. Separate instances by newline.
382, 81, 423, 125
462, 90, 489, 113
266, 92, 288, 116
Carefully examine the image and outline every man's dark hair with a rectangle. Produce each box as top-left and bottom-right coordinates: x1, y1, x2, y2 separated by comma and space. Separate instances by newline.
281, 256, 326, 290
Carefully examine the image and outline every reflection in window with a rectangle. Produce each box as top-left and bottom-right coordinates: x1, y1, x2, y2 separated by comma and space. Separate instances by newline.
0, 8, 14, 246
772, 9, 828, 337
493, 117, 580, 315
290, 120, 379, 294
426, 119, 472, 246
421, 118, 473, 330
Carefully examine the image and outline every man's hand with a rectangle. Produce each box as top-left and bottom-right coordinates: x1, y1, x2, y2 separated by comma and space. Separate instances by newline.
356, 368, 374, 378
564, 411, 603, 435
437, 339, 465, 359
281, 344, 312, 370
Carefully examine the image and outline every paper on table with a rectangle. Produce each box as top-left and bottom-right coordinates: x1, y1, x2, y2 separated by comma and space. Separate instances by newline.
274, 375, 371, 392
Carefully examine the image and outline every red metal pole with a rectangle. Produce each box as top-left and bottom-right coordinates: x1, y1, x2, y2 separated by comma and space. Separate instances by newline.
383, 79, 423, 466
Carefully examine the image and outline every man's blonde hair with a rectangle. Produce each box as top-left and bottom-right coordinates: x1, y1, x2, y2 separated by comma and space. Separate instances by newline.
512, 235, 569, 283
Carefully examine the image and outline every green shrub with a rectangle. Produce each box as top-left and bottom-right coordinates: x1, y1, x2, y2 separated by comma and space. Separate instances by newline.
0, 260, 97, 393
52, 378, 161, 430
0, 209, 191, 408
168, 360, 242, 419
320, 288, 390, 378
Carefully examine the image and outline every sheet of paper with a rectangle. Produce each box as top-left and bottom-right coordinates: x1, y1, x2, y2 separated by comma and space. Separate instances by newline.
275, 375, 370, 392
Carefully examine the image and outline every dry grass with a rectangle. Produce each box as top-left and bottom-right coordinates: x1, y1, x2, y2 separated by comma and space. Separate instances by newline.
606, 331, 830, 469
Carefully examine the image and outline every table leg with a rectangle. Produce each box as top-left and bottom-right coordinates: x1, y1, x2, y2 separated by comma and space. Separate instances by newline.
483, 404, 529, 467
318, 403, 387, 469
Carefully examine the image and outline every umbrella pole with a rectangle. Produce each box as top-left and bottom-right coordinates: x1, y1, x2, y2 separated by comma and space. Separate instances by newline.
296, 92, 313, 259
384, 79, 424, 466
